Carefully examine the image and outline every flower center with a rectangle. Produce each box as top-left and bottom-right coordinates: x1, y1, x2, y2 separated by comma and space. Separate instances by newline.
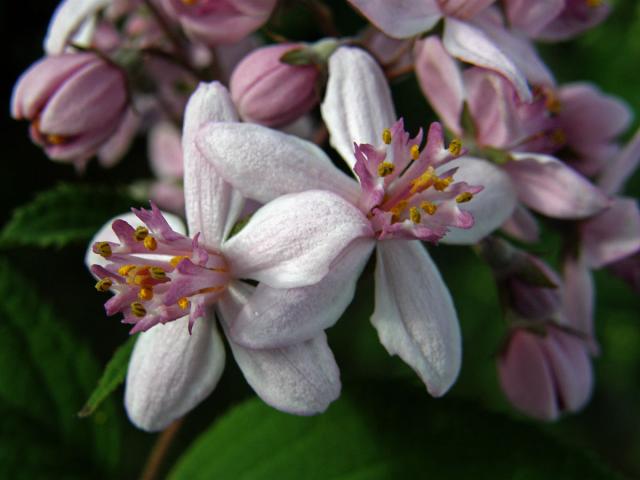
353, 120, 483, 242
91, 204, 230, 333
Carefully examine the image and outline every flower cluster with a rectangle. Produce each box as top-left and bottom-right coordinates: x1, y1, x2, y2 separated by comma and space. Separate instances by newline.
13, 0, 639, 430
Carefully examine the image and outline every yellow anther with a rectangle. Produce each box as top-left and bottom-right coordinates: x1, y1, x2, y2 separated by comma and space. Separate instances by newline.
409, 207, 421, 224
181, 0, 199, 5
95, 242, 112, 258
551, 128, 566, 146
410, 144, 420, 160
45, 133, 67, 145
178, 297, 190, 309
149, 267, 166, 280
118, 264, 136, 276
410, 166, 435, 194
545, 95, 561, 115
448, 138, 462, 156
143, 235, 158, 251
421, 201, 438, 215
390, 200, 408, 218
95, 278, 113, 292
377, 161, 395, 177
138, 287, 153, 301
456, 192, 474, 203
134, 226, 149, 241
382, 128, 392, 145
130, 302, 147, 317
585, 0, 602, 7
170, 256, 188, 267
434, 176, 453, 191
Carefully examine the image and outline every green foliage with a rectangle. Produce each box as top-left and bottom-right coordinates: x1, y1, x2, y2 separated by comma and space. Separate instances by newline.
0, 258, 122, 479
0, 183, 134, 248
79, 335, 136, 418
169, 386, 621, 480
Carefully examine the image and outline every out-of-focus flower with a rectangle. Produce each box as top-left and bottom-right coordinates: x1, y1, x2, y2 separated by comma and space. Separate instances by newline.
196, 47, 517, 397
148, 122, 185, 213
87, 82, 369, 430
230, 43, 322, 127
11, 52, 132, 171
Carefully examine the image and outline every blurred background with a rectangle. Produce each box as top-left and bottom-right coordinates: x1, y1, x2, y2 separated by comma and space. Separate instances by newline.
2, 1, 639, 478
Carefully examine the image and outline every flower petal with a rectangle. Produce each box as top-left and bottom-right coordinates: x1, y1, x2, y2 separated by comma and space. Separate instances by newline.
45, 0, 109, 54
218, 282, 341, 415
505, 153, 610, 219
371, 240, 461, 396
440, 157, 517, 245
183, 82, 245, 247
196, 122, 359, 204
124, 315, 225, 432
347, 0, 442, 39
501, 205, 540, 243
443, 18, 531, 101
562, 255, 596, 350
505, 0, 565, 37
228, 238, 375, 349
321, 47, 396, 170
222, 190, 372, 288
599, 128, 640, 196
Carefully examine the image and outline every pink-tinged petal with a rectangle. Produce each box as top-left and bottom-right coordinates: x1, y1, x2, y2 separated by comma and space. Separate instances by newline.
124, 315, 225, 432
196, 122, 359, 203
505, 153, 610, 219
498, 330, 558, 421
501, 205, 540, 243
183, 82, 244, 248
581, 197, 640, 269
562, 255, 596, 349
149, 181, 186, 215
98, 108, 139, 168
371, 240, 461, 396
213, 35, 262, 84
414, 36, 464, 134
84, 212, 185, 271
149, 121, 183, 179
505, 0, 565, 37
347, 0, 442, 39
543, 330, 593, 414
537, 2, 610, 41
440, 0, 497, 19
321, 47, 396, 170
218, 283, 341, 415
229, 238, 375, 349
599, 128, 640, 196
222, 190, 373, 288
443, 18, 531, 101
440, 157, 517, 245
45, 0, 109, 54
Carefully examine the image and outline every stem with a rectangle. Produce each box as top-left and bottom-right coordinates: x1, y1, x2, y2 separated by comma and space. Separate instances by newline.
139, 419, 184, 480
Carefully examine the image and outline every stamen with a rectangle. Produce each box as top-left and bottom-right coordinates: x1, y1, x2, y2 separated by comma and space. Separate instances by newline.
448, 139, 462, 156
149, 267, 166, 280
585, 0, 602, 7
95, 242, 112, 258
170, 256, 188, 267
130, 302, 147, 317
434, 176, 453, 191
377, 161, 395, 177
410, 166, 435, 194
456, 192, 474, 203
178, 297, 190, 309
143, 236, 158, 251
95, 278, 113, 292
410, 145, 420, 160
45, 133, 67, 145
382, 128, 392, 145
390, 200, 407, 218
551, 128, 566, 146
420, 201, 437, 215
181, 0, 199, 5
409, 207, 421, 224
118, 264, 136, 276
134, 226, 149, 241
138, 287, 153, 301
545, 95, 561, 115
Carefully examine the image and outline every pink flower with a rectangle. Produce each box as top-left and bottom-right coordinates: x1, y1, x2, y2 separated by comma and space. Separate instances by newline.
11, 52, 133, 171
86, 82, 372, 430
196, 47, 518, 396
148, 122, 186, 214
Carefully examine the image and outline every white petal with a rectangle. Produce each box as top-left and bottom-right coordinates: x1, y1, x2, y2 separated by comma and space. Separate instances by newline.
348, 0, 442, 39
197, 122, 359, 204
440, 157, 517, 245
443, 18, 531, 102
44, 0, 109, 54
229, 238, 375, 348
183, 82, 245, 247
222, 190, 372, 288
321, 47, 396, 170
84, 211, 185, 271
218, 282, 341, 415
371, 240, 461, 396
124, 315, 225, 432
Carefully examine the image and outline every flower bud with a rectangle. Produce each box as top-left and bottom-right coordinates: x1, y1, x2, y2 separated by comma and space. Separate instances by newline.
11, 52, 129, 170
498, 327, 593, 421
230, 43, 321, 127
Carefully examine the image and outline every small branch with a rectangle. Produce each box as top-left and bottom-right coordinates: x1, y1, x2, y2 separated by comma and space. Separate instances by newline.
139, 419, 184, 480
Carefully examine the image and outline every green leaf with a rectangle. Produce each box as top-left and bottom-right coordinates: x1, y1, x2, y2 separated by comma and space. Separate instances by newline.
169, 385, 621, 480
79, 335, 136, 418
0, 258, 122, 478
0, 183, 135, 248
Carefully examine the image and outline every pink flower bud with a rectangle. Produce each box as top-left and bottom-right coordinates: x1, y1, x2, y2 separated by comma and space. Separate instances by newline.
498, 327, 593, 421
11, 53, 129, 170
230, 43, 321, 127
504, 257, 562, 321
161, 0, 277, 45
